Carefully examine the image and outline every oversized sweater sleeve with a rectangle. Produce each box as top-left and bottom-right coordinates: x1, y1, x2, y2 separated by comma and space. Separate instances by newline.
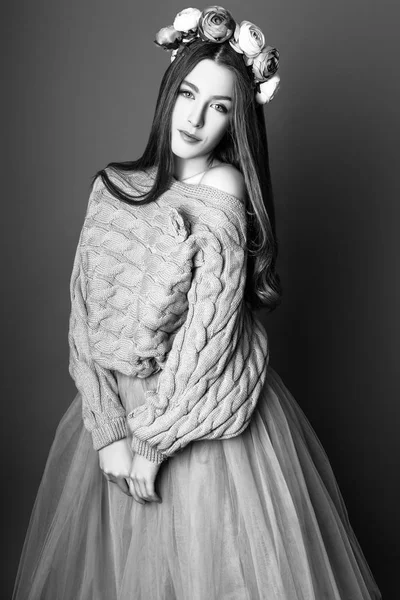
68, 182, 127, 451
127, 196, 269, 463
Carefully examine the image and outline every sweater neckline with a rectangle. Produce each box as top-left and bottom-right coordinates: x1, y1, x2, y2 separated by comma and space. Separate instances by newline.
145, 166, 245, 211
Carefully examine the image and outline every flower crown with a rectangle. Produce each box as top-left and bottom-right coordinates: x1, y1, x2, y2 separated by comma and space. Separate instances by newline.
154, 6, 280, 105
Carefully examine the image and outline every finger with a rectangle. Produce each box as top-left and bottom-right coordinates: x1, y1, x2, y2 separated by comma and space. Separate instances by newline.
131, 479, 146, 505
103, 473, 130, 497
115, 477, 131, 497
124, 478, 133, 497
127, 478, 136, 499
144, 480, 162, 503
103, 472, 114, 484
137, 479, 150, 502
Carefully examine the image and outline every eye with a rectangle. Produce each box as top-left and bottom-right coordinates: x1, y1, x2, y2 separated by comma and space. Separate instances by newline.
212, 103, 228, 114
179, 89, 193, 99
178, 88, 228, 114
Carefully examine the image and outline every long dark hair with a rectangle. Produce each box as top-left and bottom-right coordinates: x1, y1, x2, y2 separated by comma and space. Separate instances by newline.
94, 38, 282, 312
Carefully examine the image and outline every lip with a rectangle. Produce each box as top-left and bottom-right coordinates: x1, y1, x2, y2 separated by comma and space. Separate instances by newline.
179, 129, 202, 143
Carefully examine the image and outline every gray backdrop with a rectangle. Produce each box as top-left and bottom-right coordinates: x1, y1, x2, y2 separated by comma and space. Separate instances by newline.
4, 1, 399, 597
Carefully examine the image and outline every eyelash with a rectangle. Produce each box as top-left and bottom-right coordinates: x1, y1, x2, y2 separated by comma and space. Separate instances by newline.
179, 89, 228, 114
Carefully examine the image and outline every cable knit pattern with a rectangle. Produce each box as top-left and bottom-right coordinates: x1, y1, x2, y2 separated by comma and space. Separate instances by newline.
68, 167, 269, 460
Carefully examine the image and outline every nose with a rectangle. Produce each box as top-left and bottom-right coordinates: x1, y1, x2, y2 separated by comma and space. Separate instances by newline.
188, 103, 204, 129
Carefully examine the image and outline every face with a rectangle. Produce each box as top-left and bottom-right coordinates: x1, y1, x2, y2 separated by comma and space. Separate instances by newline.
170, 59, 234, 161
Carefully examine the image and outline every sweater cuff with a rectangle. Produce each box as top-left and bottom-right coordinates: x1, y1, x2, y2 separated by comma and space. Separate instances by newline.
131, 435, 168, 464
91, 417, 128, 451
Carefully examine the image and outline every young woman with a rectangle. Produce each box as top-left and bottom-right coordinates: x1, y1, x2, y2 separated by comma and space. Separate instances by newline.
13, 6, 381, 600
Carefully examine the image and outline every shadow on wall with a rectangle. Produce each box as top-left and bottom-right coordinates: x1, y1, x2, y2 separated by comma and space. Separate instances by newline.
263, 67, 396, 597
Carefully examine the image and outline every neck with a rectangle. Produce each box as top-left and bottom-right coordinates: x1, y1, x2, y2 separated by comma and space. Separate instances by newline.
173, 155, 213, 181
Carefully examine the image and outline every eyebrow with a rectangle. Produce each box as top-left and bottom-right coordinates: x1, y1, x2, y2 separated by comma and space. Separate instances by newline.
182, 79, 232, 102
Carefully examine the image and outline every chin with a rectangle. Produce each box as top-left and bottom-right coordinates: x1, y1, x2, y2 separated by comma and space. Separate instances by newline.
171, 139, 204, 160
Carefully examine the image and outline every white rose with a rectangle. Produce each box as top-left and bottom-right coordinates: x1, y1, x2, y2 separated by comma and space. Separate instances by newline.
229, 22, 243, 54
154, 25, 182, 49
173, 7, 202, 32
238, 20, 265, 60
255, 74, 281, 104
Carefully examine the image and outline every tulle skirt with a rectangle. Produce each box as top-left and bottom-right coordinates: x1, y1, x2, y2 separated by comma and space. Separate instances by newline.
12, 366, 381, 600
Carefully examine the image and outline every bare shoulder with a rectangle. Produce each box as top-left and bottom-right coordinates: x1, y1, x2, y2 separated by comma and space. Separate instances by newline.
201, 164, 246, 201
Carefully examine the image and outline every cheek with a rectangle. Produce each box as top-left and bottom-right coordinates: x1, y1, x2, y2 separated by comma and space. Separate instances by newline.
171, 107, 177, 127
209, 118, 229, 144
171, 97, 185, 123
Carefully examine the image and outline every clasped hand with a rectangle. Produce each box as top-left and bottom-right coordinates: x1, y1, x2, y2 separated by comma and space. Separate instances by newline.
98, 438, 162, 504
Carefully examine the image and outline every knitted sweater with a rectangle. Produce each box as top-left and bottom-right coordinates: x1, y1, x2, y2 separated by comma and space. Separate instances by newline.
68, 166, 269, 463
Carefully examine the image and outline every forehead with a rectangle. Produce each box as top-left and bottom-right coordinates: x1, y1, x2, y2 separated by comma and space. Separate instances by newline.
184, 59, 234, 97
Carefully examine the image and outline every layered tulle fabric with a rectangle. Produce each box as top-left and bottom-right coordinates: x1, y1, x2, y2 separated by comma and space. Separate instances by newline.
13, 366, 381, 600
